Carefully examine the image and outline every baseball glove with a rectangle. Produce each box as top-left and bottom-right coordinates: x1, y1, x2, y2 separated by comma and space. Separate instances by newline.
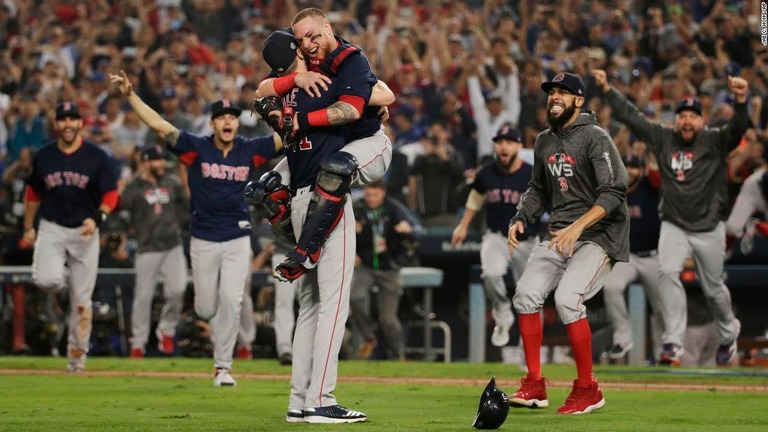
252, 96, 299, 149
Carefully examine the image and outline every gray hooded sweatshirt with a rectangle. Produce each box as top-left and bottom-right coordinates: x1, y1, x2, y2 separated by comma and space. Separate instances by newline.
603, 88, 749, 232
510, 110, 629, 262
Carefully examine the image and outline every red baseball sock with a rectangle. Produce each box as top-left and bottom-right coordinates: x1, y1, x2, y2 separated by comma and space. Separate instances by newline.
519, 312, 543, 380
566, 318, 593, 388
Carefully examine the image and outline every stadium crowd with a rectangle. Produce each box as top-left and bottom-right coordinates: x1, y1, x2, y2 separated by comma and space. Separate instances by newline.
0, 0, 766, 366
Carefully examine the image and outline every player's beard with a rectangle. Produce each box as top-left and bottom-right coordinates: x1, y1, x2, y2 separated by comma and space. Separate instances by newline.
59, 126, 81, 147
149, 165, 165, 181
496, 152, 517, 171
547, 99, 577, 131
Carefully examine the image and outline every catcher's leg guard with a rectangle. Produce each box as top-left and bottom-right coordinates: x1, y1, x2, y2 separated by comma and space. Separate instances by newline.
244, 171, 295, 243
273, 152, 357, 282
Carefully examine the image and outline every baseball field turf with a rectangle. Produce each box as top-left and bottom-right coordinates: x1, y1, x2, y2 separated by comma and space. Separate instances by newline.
1, 357, 767, 431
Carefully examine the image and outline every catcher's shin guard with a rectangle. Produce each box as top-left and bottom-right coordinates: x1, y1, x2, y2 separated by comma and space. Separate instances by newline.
291, 152, 358, 264
244, 171, 295, 242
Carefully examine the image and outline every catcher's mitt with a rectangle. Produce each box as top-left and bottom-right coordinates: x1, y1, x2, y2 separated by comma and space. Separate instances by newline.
252, 96, 299, 149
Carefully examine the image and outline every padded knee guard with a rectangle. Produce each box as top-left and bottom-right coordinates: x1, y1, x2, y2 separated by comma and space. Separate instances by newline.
244, 171, 295, 242
289, 152, 358, 264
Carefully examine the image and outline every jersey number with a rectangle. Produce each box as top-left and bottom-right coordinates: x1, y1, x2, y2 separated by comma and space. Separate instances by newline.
299, 135, 312, 151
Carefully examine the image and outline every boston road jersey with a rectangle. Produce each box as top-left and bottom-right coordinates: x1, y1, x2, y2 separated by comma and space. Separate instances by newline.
471, 161, 535, 236
282, 83, 347, 193
27, 139, 117, 228
169, 131, 277, 242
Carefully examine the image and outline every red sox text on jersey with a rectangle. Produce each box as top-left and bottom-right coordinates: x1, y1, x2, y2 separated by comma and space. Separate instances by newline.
44, 171, 90, 189
201, 163, 250, 181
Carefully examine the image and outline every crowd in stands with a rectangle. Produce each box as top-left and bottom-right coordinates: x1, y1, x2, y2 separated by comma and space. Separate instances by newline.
0, 1, 766, 358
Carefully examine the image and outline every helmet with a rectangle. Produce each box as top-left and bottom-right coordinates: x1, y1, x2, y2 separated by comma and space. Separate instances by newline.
472, 377, 510, 430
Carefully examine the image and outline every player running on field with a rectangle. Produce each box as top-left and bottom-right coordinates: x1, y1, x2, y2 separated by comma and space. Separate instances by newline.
24, 101, 119, 372
507, 72, 628, 415
110, 71, 282, 386
451, 125, 537, 348
593, 69, 749, 366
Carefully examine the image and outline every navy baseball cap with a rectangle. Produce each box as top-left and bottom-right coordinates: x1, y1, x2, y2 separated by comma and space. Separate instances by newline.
210, 99, 242, 119
675, 97, 702, 116
55, 101, 81, 120
141, 144, 165, 161
492, 124, 522, 142
541, 72, 585, 97
263, 29, 298, 74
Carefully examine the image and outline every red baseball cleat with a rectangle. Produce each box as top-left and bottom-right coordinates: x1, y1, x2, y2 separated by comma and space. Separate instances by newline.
130, 347, 144, 358
158, 334, 175, 355
509, 376, 549, 408
557, 377, 605, 415
235, 345, 253, 360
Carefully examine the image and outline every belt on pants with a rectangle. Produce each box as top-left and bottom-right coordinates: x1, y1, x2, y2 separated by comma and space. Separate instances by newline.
634, 249, 658, 258
292, 185, 315, 197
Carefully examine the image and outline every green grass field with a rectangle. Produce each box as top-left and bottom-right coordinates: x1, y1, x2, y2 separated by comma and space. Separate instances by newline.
2, 357, 768, 431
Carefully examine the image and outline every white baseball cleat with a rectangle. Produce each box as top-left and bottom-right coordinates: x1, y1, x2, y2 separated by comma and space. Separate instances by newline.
491, 325, 511, 347
213, 368, 237, 387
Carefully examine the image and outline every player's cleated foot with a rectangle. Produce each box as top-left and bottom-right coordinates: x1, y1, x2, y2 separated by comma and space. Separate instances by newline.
509, 375, 549, 408
491, 324, 511, 347
557, 377, 605, 415
278, 353, 293, 366
130, 347, 145, 358
273, 257, 309, 282
356, 338, 378, 359
285, 409, 305, 423
235, 345, 253, 360
67, 347, 87, 372
213, 368, 237, 387
304, 405, 367, 424
658, 343, 684, 366
607, 342, 633, 360
158, 334, 175, 355
716, 319, 741, 366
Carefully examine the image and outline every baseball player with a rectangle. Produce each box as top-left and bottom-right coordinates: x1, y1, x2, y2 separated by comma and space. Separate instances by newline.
603, 151, 664, 360
451, 125, 537, 348
725, 148, 768, 249
507, 72, 628, 415
593, 70, 749, 366
121, 144, 189, 358
110, 71, 281, 386
23, 101, 119, 372
254, 10, 394, 282
248, 29, 366, 424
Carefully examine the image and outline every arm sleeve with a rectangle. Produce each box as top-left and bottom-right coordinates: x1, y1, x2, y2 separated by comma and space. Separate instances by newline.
603, 88, 667, 152
511, 149, 549, 228
718, 101, 751, 154
590, 130, 628, 214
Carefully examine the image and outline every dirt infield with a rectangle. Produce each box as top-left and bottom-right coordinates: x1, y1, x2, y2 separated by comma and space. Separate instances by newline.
2, 369, 767, 392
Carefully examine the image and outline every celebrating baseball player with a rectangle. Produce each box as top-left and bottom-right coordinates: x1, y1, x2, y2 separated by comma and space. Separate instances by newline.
451, 125, 537, 348
110, 71, 282, 386
121, 144, 190, 358
725, 144, 768, 251
593, 69, 749, 366
507, 72, 628, 415
247, 28, 382, 424
23, 101, 119, 372
602, 149, 664, 361
253, 8, 393, 282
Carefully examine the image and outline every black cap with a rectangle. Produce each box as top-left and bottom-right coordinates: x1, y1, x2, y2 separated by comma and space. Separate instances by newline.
675, 97, 702, 116
263, 30, 298, 74
141, 144, 165, 161
492, 124, 522, 142
541, 72, 585, 97
210, 99, 242, 119
55, 101, 81, 120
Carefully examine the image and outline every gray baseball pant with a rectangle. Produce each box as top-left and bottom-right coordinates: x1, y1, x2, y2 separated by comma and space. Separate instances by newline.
130, 245, 187, 349
657, 221, 739, 347
481, 232, 536, 328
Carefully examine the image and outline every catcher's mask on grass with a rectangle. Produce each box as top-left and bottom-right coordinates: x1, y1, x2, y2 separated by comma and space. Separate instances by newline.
472, 377, 509, 429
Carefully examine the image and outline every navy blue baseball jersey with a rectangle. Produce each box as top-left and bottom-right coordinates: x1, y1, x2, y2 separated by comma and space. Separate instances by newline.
282, 84, 348, 192
169, 132, 277, 241
26, 139, 118, 228
472, 161, 535, 236
627, 175, 661, 254
312, 37, 380, 141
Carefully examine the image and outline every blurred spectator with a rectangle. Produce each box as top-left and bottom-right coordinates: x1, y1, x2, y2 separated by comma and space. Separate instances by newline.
407, 122, 465, 228
112, 106, 149, 165
7, 95, 49, 162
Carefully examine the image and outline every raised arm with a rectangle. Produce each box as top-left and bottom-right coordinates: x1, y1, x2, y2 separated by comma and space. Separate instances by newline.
109, 70, 180, 146
719, 75, 751, 152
